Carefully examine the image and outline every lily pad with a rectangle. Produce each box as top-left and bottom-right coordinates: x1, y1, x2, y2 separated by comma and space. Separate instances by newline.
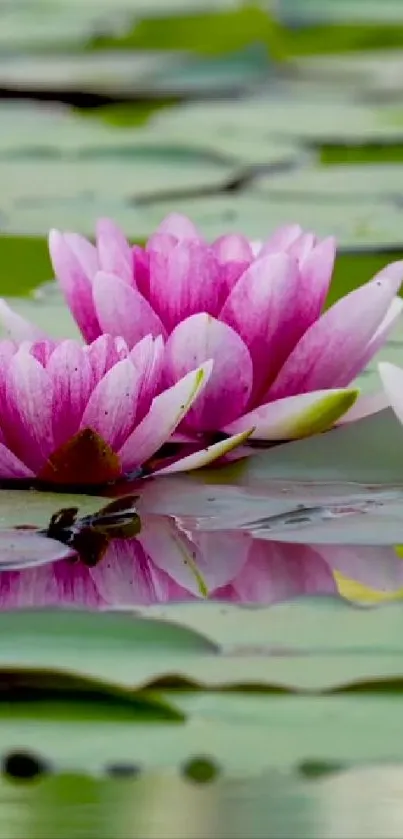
0, 490, 105, 530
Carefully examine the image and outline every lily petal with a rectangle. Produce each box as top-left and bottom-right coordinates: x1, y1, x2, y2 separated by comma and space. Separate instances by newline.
49, 229, 101, 342
83, 334, 129, 384
4, 349, 54, 472
317, 544, 403, 593
80, 358, 140, 450
164, 313, 253, 430
118, 361, 212, 472
89, 538, 170, 606
212, 234, 253, 263
220, 252, 304, 397
148, 240, 224, 331
259, 223, 303, 256
47, 340, 93, 447
96, 218, 132, 284
139, 515, 250, 596
93, 271, 165, 347
337, 390, 389, 424
63, 232, 99, 277
267, 261, 403, 399
223, 388, 359, 440
343, 296, 403, 385
154, 429, 253, 475
0, 443, 34, 478
214, 539, 337, 602
378, 361, 403, 425
130, 334, 164, 420
155, 212, 200, 241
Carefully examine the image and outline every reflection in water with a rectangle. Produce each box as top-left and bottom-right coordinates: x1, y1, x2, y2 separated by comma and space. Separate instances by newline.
0, 511, 403, 608
2, 767, 403, 839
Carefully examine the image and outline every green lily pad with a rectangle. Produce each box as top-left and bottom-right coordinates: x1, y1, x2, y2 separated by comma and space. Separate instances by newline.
254, 163, 403, 202
132, 192, 403, 248
0, 490, 106, 530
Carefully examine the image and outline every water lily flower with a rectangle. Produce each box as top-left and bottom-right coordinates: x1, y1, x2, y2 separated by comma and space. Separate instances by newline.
38, 214, 403, 442
0, 335, 248, 485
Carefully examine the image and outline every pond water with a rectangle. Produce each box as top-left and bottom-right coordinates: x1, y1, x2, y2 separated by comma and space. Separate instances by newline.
3, 0, 403, 835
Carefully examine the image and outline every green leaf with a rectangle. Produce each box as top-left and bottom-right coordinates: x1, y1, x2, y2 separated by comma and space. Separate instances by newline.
0, 609, 218, 686
0, 491, 106, 531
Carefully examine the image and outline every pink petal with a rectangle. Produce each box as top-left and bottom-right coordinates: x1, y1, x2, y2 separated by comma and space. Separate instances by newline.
298, 236, 336, 317
224, 388, 358, 440
0, 299, 47, 342
337, 390, 389, 424
268, 261, 403, 399
0, 443, 34, 478
148, 240, 224, 331
378, 361, 403, 425
49, 229, 101, 342
215, 539, 336, 603
316, 544, 403, 593
47, 340, 94, 447
89, 538, 170, 606
220, 252, 305, 398
96, 218, 132, 284
28, 340, 58, 367
154, 429, 253, 475
130, 335, 164, 421
287, 231, 317, 262
52, 560, 105, 608
139, 515, 250, 596
92, 271, 165, 348
83, 334, 129, 384
80, 358, 140, 450
0, 341, 17, 402
259, 223, 303, 256
341, 296, 403, 385
63, 232, 99, 277
164, 313, 253, 430
212, 234, 253, 263
4, 349, 54, 473
118, 361, 212, 472
132, 245, 150, 297
155, 212, 200, 241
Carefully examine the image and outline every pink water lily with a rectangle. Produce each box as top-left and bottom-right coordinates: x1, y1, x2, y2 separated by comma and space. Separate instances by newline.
37, 214, 403, 441
0, 334, 249, 485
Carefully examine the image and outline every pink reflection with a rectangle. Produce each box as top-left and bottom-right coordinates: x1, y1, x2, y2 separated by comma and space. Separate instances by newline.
0, 514, 401, 609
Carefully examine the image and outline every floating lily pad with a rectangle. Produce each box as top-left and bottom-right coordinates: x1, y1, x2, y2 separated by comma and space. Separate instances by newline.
152, 94, 403, 147
254, 163, 403, 203
0, 490, 105, 530
130, 192, 403, 248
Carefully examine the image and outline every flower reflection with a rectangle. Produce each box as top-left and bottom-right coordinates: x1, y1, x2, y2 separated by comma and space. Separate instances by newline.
1, 511, 402, 610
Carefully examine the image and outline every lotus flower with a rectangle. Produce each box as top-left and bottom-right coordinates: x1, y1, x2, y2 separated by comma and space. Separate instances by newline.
35, 214, 402, 442
0, 334, 250, 485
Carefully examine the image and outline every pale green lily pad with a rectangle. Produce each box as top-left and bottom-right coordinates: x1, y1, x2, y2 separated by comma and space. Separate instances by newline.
281, 0, 403, 24
133, 192, 403, 248
290, 50, 403, 99
0, 154, 236, 236
0, 490, 106, 530
0, 51, 180, 95
152, 94, 403, 146
254, 163, 403, 202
